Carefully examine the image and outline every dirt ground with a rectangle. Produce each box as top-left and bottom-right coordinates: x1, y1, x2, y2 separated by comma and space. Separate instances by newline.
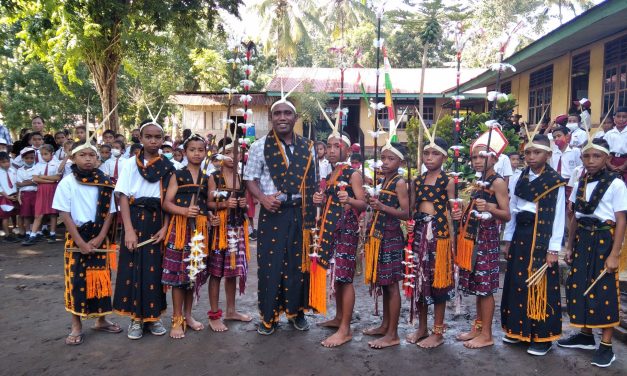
0, 238, 625, 376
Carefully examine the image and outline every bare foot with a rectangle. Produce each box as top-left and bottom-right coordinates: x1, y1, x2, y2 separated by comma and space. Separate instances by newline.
321, 331, 353, 348
185, 316, 205, 331
463, 333, 494, 349
318, 317, 341, 328
169, 325, 185, 339
208, 319, 228, 332
363, 325, 387, 336
406, 328, 428, 344
224, 311, 252, 322
368, 335, 400, 349
417, 333, 444, 349
456, 326, 480, 341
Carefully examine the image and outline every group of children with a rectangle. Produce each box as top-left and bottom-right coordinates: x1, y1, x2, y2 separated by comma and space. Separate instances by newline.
307, 107, 625, 369
2, 106, 625, 368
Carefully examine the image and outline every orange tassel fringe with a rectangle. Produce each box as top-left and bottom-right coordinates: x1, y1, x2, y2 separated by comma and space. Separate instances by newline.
308, 261, 327, 314
302, 229, 311, 272
527, 272, 548, 321
86, 269, 112, 299
364, 237, 381, 285
243, 218, 250, 262
455, 233, 474, 272
433, 239, 453, 288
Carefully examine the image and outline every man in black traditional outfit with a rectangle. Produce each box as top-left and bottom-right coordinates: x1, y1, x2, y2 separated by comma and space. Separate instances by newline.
244, 88, 316, 335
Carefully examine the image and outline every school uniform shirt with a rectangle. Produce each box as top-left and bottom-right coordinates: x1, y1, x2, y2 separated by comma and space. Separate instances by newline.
503, 169, 565, 251
567, 165, 586, 188
550, 145, 582, 180
16, 165, 38, 192
101, 156, 126, 179
593, 129, 606, 139
603, 126, 627, 155
52, 174, 117, 226
318, 158, 333, 180
53, 148, 68, 162
569, 177, 627, 222
0, 168, 18, 211
508, 169, 522, 195
569, 127, 588, 148
474, 154, 513, 180
32, 160, 61, 178
114, 155, 161, 199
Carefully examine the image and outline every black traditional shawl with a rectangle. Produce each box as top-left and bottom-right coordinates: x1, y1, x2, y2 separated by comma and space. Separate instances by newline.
574, 169, 618, 215
414, 170, 450, 239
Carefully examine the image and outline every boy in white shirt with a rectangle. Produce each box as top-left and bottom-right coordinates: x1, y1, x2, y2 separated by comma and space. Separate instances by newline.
0, 152, 19, 242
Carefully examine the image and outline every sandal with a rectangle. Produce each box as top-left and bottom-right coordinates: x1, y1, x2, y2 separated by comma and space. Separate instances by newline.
170, 316, 186, 339
65, 333, 84, 346
91, 322, 122, 334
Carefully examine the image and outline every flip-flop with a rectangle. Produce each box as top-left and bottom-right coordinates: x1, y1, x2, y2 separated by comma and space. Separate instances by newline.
91, 323, 122, 334
65, 333, 84, 346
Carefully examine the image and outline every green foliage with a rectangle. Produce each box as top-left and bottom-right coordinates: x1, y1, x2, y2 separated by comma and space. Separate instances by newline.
405, 115, 454, 169
292, 81, 331, 140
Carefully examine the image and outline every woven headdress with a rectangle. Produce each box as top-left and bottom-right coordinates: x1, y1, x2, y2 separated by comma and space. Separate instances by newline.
270, 77, 303, 113
416, 110, 447, 156
381, 107, 407, 160
523, 106, 551, 152
317, 101, 351, 146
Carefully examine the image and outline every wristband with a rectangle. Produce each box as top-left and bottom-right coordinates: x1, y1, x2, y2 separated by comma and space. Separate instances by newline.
547, 250, 559, 256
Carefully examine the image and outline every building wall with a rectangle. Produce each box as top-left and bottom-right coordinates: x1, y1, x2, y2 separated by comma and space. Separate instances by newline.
181, 105, 270, 139
505, 29, 627, 126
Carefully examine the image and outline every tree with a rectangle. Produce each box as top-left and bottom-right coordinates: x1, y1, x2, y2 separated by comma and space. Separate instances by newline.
544, 0, 594, 25
257, 0, 325, 66
292, 81, 330, 140
3, 0, 242, 132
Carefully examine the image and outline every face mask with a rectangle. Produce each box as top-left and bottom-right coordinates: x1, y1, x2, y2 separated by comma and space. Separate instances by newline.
111, 149, 121, 158
566, 122, 579, 131
554, 139, 567, 149
163, 152, 173, 160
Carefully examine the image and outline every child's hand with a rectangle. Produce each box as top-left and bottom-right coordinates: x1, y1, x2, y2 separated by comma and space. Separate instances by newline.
368, 197, 384, 211
312, 191, 325, 205
474, 199, 488, 212
564, 249, 573, 265
152, 226, 168, 243
88, 236, 104, 250
605, 254, 619, 273
546, 252, 558, 267
187, 205, 200, 218
209, 213, 220, 227
406, 220, 415, 234
238, 198, 247, 208
226, 197, 238, 209
337, 191, 350, 204
451, 207, 462, 221
78, 240, 95, 254
502, 241, 511, 258
125, 230, 138, 250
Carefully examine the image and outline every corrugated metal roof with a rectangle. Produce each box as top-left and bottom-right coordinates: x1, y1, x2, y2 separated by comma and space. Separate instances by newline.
265, 67, 486, 95
169, 93, 271, 107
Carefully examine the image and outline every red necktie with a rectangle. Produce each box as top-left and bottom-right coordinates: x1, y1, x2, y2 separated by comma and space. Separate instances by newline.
7, 172, 13, 189
35, 151, 39, 163
44, 163, 49, 176
557, 156, 562, 175
113, 159, 119, 179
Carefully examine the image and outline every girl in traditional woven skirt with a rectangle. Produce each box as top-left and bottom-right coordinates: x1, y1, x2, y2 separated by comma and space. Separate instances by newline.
558, 138, 627, 368
363, 143, 409, 349
454, 140, 510, 349
207, 137, 251, 332
113, 121, 175, 340
501, 134, 566, 357
312, 131, 367, 348
407, 137, 456, 349
27, 144, 61, 245
162, 134, 211, 339
52, 141, 121, 345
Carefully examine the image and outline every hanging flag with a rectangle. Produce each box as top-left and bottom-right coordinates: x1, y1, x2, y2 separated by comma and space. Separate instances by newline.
357, 70, 371, 118
383, 48, 396, 141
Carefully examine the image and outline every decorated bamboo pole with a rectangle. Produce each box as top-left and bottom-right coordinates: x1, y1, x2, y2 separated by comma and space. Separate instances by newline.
371, 8, 383, 185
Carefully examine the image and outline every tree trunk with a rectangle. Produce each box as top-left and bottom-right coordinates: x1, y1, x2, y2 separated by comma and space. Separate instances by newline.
417, 44, 428, 168
89, 61, 120, 132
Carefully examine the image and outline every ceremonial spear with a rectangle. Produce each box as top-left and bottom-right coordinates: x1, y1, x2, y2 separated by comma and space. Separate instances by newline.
369, 6, 384, 187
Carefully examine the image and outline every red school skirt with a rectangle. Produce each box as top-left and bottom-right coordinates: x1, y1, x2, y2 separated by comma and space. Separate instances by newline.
19, 191, 37, 217
34, 183, 58, 216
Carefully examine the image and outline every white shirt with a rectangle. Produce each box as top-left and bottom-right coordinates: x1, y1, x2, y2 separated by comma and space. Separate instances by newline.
494, 153, 513, 178
508, 169, 522, 195
603, 126, 627, 154
567, 165, 586, 188
503, 169, 565, 251
32, 160, 61, 177
570, 177, 627, 222
101, 156, 126, 179
53, 148, 67, 162
570, 128, 588, 148
0, 167, 17, 196
318, 158, 333, 180
13, 148, 42, 168
550, 146, 582, 179
16, 165, 38, 192
114, 156, 161, 199
593, 129, 606, 139
52, 174, 117, 226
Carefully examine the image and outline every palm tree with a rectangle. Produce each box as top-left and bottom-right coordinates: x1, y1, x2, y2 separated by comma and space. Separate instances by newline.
257, 0, 325, 66
321, 0, 375, 41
